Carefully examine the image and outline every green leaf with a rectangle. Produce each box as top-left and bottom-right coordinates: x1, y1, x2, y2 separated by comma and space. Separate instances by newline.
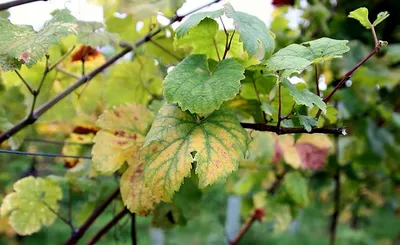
281, 80, 326, 113
224, 3, 275, 60
283, 172, 309, 207
0, 176, 62, 235
263, 44, 312, 78
297, 115, 318, 132
348, 7, 372, 29
0, 10, 9, 19
0, 107, 24, 150
302, 38, 350, 62
105, 56, 162, 106
0, 9, 78, 71
163, 54, 245, 115
92, 104, 154, 173
120, 163, 158, 216
143, 104, 248, 201
175, 10, 223, 38
373, 11, 390, 26
77, 21, 120, 47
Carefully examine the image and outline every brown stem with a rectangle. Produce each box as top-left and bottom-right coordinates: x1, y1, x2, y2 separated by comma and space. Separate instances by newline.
276, 84, 283, 133
0, 0, 222, 144
229, 209, 264, 245
371, 25, 378, 46
131, 213, 137, 245
213, 38, 221, 61
86, 208, 129, 245
267, 168, 289, 194
314, 64, 320, 96
64, 188, 120, 245
240, 123, 346, 135
15, 70, 34, 95
0, 0, 46, 10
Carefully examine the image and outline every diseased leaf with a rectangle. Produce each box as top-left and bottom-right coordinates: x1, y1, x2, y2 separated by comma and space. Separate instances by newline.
283, 172, 309, 207
0, 177, 62, 235
224, 3, 275, 60
281, 80, 326, 113
176, 10, 223, 38
120, 162, 158, 216
373, 11, 390, 27
143, 104, 248, 201
163, 54, 245, 115
92, 104, 154, 173
302, 38, 350, 62
348, 7, 371, 29
77, 21, 120, 47
0, 9, 78, 71
297, 115, 318, 132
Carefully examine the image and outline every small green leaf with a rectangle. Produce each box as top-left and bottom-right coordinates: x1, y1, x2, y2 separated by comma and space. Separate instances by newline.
281, 80, 326, 113
373, 11, 390, 26
297, 115, 318, 132
224, 3, 275, 60
0, 176, 62, 235
143, 104, 248, 202
77, 21, 120, 47
163, 54, 245, 115
302, 38, 350, 62
0, 9, 78, 71
283, 172, 309, 207
92, 104, 154, 173
261, 102, 276, 116
348, 7, 372, 29
175, 10, 223, 38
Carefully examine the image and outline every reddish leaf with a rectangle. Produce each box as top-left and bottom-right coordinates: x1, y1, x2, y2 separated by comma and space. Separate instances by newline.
71, 45, 101, 62
272, 0, 294, 6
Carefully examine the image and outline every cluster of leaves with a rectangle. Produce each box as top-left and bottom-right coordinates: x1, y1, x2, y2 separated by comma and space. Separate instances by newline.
0, 0, 399, 244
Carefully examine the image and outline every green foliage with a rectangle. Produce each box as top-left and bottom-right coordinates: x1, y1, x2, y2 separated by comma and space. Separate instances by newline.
349, 7, 390, 29
283, 172, 310, 207
77, 21, 119, 47
175, 10, 223, 38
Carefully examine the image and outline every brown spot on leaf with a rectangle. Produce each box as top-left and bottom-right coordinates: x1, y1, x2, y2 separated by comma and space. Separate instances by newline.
73, 125, 99, 134
117, 140, 128, 146
114, 130, 126, 137
151, 146, 158, 152
20, 50, 30, 63
114, 111, 121, 117
133, 115, 139, 121
64, 159, 80, 168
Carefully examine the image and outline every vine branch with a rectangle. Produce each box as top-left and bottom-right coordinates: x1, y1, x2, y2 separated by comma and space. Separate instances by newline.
131, 213, 137, 245
240, 123, 346, 135
0, 0, 46, 11
0, 0, 221, 144
86, 208, 129, 245
329, 166, 341, 245
228, 209, 265, 245
314, 64, 320, 96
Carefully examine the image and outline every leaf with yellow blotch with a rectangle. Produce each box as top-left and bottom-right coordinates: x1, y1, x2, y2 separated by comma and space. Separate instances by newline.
0, 177, 62, 235
91, 104, 153, 173
142, 103, 249, 202
120, 162, 158, 216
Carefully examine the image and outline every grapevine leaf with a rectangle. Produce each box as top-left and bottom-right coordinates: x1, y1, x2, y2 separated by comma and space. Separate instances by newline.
348, 7, 372, 29
77, 21, 120, 47
297, 115, 318, 132
373, 11, 390, 27
302, 38, 350, 62
283, 172, 309, 207
0, 176, 62, 235
163, 54, 245, 115
105, 56, 162, 106
0, 9, 78, 71
92, 104, 154, 173
224, 3, 275, 59
120, 163, 158, 216
281, 80, 326, 113
62, 132, 94, 168
175, 10, 223, 38
143, 104, 248, 201
262, 44, 312, 78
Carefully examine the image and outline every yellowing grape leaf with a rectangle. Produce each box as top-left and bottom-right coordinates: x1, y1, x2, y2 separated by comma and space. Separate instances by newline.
120, 162, 158, 216
61, 132, 94, 168
92, 104, 154, 173
163, 54, 245, 115
0, 9, 78, 71
0, 177, 62, 235
142, 104, 249, 201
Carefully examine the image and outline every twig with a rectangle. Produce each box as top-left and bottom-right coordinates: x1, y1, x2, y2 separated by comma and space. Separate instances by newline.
316, 41, 383, 118
56, 67, 81, 79
0, 0, 46, 11
329, 166, 341, 245
131, 213, 137, 245
371, 25, 379, 46
240, 123, 346, 135
48, 45, 76, 71
276, 84, 283, 133
213, 39, 221, 61
0, 149, 91, 159
149, 39, 182, 61
86, 208, 129, 245
228, 209, 265, 245
15, 70, 34, 95
314, 64, 320, 96
64, 188, 120, 245
41, 201, 75, 233
0, 0, 222, 144
267, 168, 289, 194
